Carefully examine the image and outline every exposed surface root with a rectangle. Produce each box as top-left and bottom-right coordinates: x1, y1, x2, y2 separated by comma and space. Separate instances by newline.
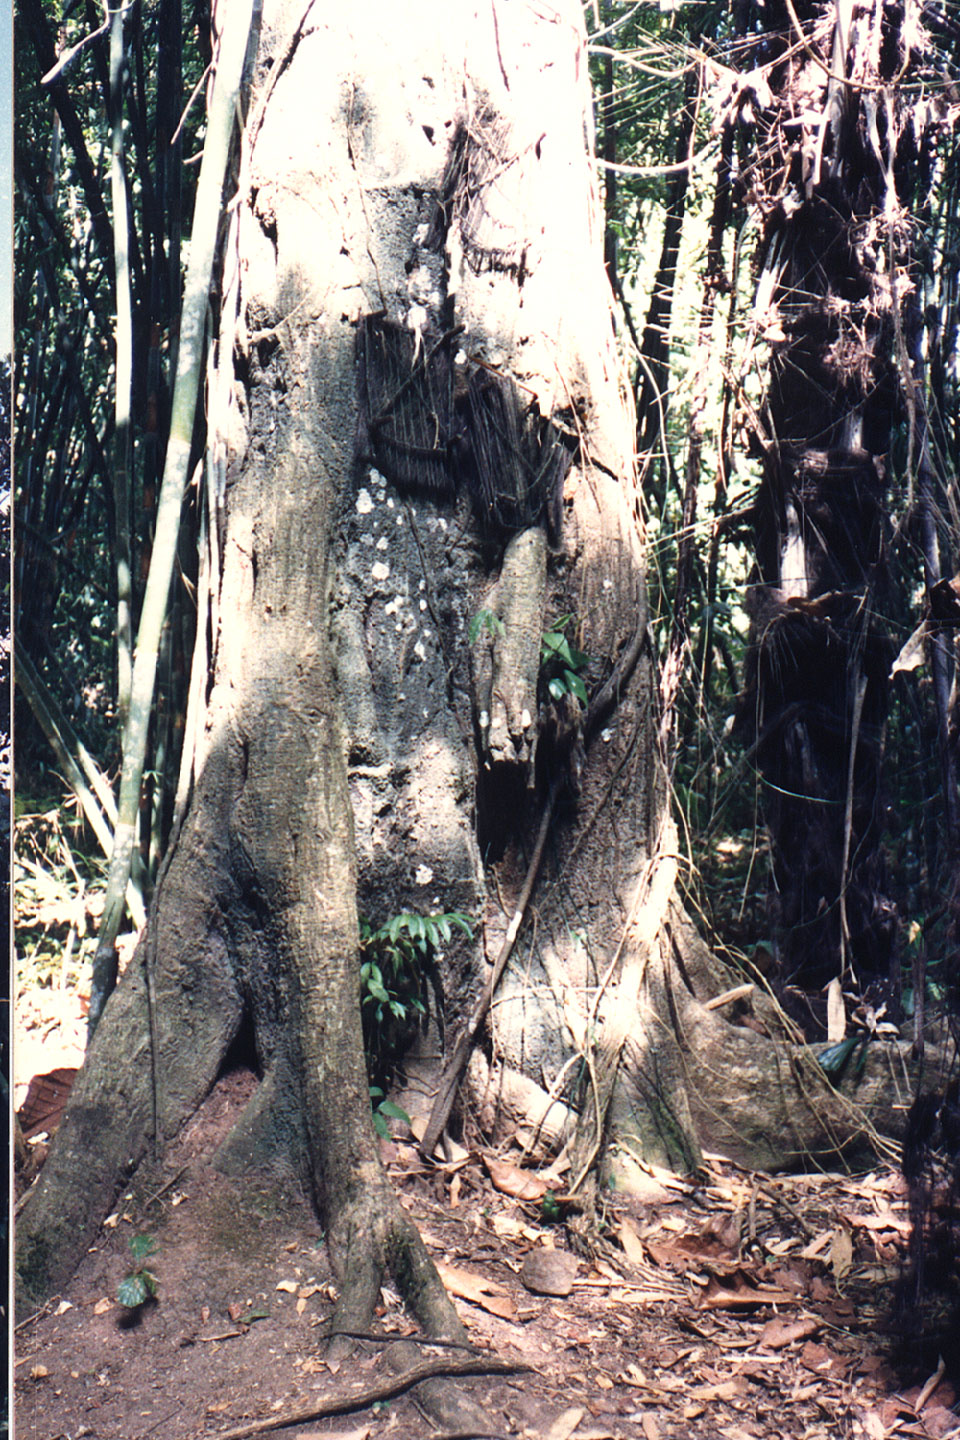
205, 1354, 530, 1440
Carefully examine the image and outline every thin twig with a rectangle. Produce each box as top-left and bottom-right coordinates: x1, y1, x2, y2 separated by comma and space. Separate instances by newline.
14, 1296, 61, 1332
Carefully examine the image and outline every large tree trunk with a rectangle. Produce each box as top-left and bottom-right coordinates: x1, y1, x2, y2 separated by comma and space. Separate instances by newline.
17, 0, 934, 1316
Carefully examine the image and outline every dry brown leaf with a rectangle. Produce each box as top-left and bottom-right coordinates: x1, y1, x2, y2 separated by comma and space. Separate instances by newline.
830, 1227, 853, 1282
799, 1230, 834, 1260
544, 1406, 586, 1440
617, 1216, 646, 1265
435, 1261, 517, 1320
847, 1211, 911, 1236
699, 1271, 794, 1310
800, 1340, 846, 1376
826, 977, 846, 1042
616, 1169, 677, 1204
689, 1378, 746, 1401
699, 1212, 742, 1253
93, 1297, 113, 1315
862, 1411, 886, 1440
593, 1258, 622, 1282
29, 1366, 48, 1381
449, 1172, 461, 1208
491, 1213, 539, 1242
644, 1239, 687, 1268
483, 1153, 550, 1201
275, 1279, 298, 1294
759, 1315, 819, 1349
892, 619, 928, 675
642, 1415, 661, 1440
409, 1116, 470, 1166
18, 1067, 77, 1140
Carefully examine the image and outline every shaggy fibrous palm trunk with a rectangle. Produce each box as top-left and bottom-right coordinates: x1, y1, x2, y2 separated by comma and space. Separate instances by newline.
740, 0, 929, 989
18, 0, 932, 1334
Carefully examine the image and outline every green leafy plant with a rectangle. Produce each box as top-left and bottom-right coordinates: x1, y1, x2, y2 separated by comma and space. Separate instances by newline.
540, 616, 590, 705
359, 910, 474, 1087
369, 1086, 413, 1139
816, 1033, 871, 1082
469, 607, 505, 644
117, 1234, 159, 1309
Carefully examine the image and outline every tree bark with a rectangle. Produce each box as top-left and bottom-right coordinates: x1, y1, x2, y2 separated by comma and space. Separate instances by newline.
17, 0, 940, 1324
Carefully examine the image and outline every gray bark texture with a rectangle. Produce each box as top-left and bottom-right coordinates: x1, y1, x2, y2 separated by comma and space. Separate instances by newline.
16, 0, 935, 1318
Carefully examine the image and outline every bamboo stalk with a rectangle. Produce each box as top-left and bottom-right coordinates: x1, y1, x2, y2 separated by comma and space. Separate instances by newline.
89, 0, 255, 1036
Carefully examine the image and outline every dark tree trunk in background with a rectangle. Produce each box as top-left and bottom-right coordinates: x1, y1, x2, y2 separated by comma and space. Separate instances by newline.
740, 0, 927, 991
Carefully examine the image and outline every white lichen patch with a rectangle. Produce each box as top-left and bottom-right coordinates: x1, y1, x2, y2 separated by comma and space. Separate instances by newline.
419, 599, 428, 611
360, 533, 375, 546
415, 864, 434, 885
414, 640, 427, 660
369, 468, 386, 487
371, 561, 390, 581
356, 487, 374, 515
407, 303, 428, 334
520, 708, 532, 730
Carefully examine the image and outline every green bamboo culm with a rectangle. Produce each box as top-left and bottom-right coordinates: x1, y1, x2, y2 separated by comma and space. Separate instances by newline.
88, 0, 255, 1038
109, 0, 134, 732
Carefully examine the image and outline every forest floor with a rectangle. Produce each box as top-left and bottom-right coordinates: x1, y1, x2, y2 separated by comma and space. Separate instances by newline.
13, 967, 960, 1440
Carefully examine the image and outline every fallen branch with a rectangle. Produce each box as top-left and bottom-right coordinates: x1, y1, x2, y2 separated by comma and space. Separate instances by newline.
205, 1356, 530, 1440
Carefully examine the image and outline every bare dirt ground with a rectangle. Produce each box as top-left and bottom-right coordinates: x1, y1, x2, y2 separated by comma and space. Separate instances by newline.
14, 1028, 960, 1440
13, 920, 959, 1440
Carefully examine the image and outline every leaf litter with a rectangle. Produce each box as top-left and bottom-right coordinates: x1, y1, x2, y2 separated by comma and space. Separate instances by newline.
14, 1067, 960, 1440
